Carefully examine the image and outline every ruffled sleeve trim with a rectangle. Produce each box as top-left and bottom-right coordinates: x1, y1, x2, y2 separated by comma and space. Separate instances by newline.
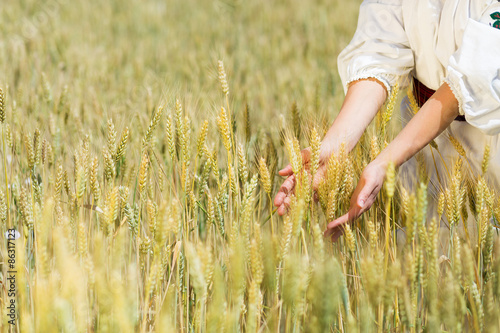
442, 77, 465, 116
346, 74, 392, 96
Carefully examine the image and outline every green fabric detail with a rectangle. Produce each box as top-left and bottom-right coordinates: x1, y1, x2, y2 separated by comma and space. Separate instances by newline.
491, 12, 500, 29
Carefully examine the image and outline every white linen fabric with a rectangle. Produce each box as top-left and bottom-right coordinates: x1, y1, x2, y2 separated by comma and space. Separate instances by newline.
397, 96, 500, 250
338, 0, 500, 135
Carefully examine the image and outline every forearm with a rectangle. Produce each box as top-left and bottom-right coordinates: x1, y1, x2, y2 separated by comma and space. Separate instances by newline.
321, 78, 388, 160
376, 83, 459, 168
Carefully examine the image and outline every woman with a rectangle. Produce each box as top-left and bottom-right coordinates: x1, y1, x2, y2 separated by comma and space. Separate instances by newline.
274, 0, 500, 241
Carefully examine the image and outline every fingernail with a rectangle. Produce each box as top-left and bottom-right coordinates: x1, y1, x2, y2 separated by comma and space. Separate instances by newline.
358, 199, 365, 207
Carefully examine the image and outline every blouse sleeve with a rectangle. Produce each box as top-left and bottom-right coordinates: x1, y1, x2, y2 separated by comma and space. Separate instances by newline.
337, 0, 414, 95
445, 7, 500, 135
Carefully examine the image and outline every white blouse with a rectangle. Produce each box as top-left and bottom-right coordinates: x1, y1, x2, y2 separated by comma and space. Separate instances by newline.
338, 0, 500, 135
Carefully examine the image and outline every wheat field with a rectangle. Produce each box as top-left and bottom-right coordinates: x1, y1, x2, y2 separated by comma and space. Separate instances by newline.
0, 0, 500, 332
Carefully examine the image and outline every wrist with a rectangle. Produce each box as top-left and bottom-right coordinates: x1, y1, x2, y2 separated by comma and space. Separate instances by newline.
318, 139, 335, 162
319, 130, 353, 162
371, 155, 392, 171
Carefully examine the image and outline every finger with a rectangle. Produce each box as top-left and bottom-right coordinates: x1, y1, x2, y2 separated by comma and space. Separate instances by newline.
278, 175, 295, 196
274, 191, 287, 207
279, 164, 293, 176
278, 203, 288, 216
330, 229, 344, 243
283, 196, 292, 209
357, 185, 381, 216
324, 213, 349, 238
326, 213, 350, 232
359, 196, 376, 215
278, 196, 293, 216
356, 179, 376, 208
274, 176, 295, 207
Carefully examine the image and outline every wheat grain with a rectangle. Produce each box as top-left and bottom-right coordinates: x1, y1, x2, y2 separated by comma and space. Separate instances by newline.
103, 147, 116, 183
482, 144, 490, 175
139, 153, 149, 201
115, 127, 129, 162
5, 123, 12, 149
310, 127, 321, 178
0, 87, 5, 123
285, 137, 302, 175
90, 157, 101, 203
217, 107, 232, 153
218, 60, 229, 96
243, 103, 251, 143
449, 135, 466, 158
196, 120, 209, 158
291, 101, 301, 139
143, 105, 164, 151
237, 143, 248, 184
258, 157, 272, 195
407, 87, 419, 115
344, 224, 356, 252
0, 190, 6, 224
107, 119, 117, 159
25, 133, 35, 169
165, 113, 176, 161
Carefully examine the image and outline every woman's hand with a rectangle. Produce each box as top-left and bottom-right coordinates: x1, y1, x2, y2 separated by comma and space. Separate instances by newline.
323, 160, 388, 242
273, 148, 328, 215
323, 82, 459, 242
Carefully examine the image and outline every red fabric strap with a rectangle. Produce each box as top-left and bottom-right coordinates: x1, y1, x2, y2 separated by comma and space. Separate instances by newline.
412, 77, 466, 121
413, 78, 435, 108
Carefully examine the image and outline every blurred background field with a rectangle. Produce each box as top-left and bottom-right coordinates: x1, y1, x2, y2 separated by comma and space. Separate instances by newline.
0, 0, 361, 139
1, 0, 499, 332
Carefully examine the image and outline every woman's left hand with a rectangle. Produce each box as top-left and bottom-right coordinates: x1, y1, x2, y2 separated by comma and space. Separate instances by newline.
323, 160, 388, 242
323, 83, 460, 242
